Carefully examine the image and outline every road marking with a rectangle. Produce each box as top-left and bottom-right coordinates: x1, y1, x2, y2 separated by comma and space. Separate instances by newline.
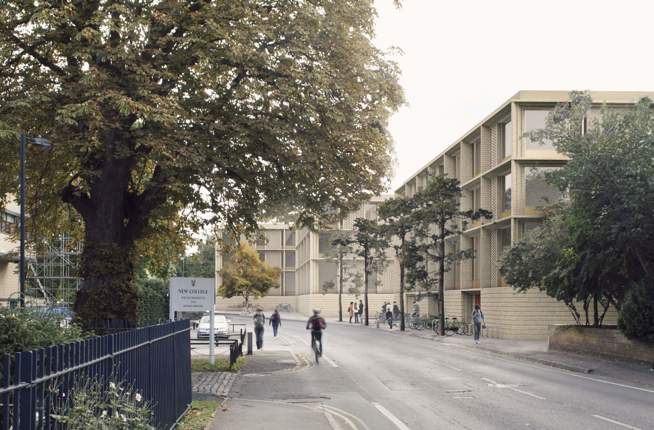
592, 414, 642, 430
322, 355, 339, 368
372, 402, 411, 430
324, 409, 346, 430
320, 406, 359, 430
322, 405, 371, 430
568, 373, 654, 395
482, 378, 546, 400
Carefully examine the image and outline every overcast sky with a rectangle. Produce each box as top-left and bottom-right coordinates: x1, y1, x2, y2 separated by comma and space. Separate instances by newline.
373, 0, 654, 190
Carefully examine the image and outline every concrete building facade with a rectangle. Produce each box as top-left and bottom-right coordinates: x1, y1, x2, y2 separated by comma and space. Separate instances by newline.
394, 90, 654, 339
0, 199, 20, 305
214, 197, 401, 318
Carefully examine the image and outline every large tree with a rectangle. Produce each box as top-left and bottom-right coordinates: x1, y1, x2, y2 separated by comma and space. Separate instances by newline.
411, 176, 491, 335
0, 2, 402, 326
378, 195, 415, 331
352, 217, 387, 326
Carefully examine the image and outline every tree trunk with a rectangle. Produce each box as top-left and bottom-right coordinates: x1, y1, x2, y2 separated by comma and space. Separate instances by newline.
338, 251, 343, 322
399, 258, 405, 331
593, 294, 599, 327
364, 248, 369, 326
438, 227, 445, 336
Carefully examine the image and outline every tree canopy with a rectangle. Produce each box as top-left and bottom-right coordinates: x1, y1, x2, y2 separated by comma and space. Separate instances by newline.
218, 243, 280, 309
0, 1, 402, 325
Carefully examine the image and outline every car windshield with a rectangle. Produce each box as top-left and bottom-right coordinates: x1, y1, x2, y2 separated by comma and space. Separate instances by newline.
200, 315, 226, 324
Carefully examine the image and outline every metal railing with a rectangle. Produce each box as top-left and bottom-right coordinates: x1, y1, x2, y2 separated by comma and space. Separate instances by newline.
0, 320, 192, 429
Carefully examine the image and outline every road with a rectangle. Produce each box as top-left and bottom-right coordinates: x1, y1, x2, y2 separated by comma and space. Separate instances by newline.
214, 317, 654, 430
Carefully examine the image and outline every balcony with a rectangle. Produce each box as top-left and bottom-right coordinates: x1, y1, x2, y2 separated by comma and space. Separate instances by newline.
498, 209, 511, 219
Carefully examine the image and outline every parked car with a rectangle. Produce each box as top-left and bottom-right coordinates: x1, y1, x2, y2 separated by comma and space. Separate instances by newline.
196, 314, 229, 340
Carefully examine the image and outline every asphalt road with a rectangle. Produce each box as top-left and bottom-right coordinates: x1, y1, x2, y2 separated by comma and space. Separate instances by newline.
215, 317, 654, 430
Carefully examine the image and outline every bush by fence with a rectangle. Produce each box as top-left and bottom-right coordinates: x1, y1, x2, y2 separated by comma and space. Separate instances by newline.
0, 320, 191, 429
137, 278, 170, 327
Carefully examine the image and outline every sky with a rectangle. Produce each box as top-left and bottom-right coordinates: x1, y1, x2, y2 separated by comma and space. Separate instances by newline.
373, 0, 654, 190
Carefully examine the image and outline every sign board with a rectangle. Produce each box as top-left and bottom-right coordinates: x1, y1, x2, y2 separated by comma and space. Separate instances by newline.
169, 277, 215, 314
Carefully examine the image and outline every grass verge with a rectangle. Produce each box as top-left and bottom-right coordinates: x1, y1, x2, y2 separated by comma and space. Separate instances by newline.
177, 400, 222, 430
191, 356, 245, 373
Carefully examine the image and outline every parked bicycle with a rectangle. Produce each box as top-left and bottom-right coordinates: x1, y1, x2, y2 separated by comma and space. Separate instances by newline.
431, 316, 457, 336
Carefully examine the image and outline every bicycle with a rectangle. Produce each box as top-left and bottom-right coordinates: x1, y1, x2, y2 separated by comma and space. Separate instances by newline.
408, 314, 424, 330
432, 317, 456, 336
311, 332, 322, 364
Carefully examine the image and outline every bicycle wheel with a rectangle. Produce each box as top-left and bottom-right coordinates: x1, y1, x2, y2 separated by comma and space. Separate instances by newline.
312, 341, 320, 364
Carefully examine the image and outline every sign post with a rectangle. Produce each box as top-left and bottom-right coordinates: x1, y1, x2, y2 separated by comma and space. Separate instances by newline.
170, 277, 216, 364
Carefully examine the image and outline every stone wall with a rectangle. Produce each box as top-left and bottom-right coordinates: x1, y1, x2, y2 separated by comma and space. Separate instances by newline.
548, 325, 654, 364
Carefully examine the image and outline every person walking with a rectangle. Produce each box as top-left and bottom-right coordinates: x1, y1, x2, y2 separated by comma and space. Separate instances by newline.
270, 309, 281, 337
392, 301, 400, 321
353, 302, 359, 323
348, 302, 354, 323
472, 304, 485, 344
358, 300, 364, 324
253, 307, 266, 349
385, 306, 394, 329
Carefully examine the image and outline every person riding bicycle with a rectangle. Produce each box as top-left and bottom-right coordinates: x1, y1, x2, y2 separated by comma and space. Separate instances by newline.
306, 308, 326, 356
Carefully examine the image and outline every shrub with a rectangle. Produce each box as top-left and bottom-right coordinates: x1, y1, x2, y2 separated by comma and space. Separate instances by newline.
618, 281, 654, 342
137, 278, 169, 326
0, 308, 84, 355
52, 376, 154, 430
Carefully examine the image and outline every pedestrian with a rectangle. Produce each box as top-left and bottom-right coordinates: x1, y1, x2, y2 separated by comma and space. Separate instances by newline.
358, 300, 364, 323
270, 309, 281, 337
472, 304, 485, 344
385, 306, 393, 329
253, 307, 266, 349
348, 302, 354, 323
392, 301, 400, 321
353, 302, 359, 323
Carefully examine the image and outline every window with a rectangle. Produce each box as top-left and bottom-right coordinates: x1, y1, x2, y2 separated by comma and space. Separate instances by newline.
498, 228, 511, 256
473, 141, 481, 175
319, 261, 338, 291
525, 167, 563, 208
284, 250, 295, 269
319, 232, 333, 257
0, 212, 17, 235
285, 230, 295, 247
499, 173, 511, 215
264, 230, 283, 248
284, 272, 295, 296
523, 110, 554, 150
473, 187, 481, 212
500, 121, 512, 159
471, 237, 479, 282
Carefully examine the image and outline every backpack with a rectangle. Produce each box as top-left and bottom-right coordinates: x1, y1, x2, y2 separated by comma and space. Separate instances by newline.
254, 313, 265, 328
311, 317, 325, 331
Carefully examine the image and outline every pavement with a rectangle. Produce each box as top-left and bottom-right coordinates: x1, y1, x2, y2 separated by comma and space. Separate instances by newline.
208, 315, 654, 430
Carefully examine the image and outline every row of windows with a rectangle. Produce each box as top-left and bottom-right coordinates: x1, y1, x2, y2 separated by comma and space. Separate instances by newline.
0, 212, 18, 235
257, 250, 296, 268
255, 229, 296, 248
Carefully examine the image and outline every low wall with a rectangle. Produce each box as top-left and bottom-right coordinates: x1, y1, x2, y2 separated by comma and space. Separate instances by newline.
215, 296, 297, 312
548, 325, 654, 364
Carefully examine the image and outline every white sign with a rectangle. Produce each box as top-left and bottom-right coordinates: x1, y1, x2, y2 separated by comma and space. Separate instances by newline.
169, 277, 215, 313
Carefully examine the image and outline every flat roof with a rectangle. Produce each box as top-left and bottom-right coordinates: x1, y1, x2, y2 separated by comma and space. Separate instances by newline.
394, 90, 654, 192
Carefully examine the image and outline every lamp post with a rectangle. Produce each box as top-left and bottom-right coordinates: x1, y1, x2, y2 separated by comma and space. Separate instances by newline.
18, 133, 50, 307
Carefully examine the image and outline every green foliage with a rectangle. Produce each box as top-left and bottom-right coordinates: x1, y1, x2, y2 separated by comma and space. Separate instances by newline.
175, 238, 216, 278
501, 91, 654, 331
618, 281, 654, 342
218, 243, 280, 308
0, 308, 84, 355
191, 356, 244, 373
177, 400, 222, 430
136, 278, 169, 327
52, 377, 154, 430
0, 1, 403, 324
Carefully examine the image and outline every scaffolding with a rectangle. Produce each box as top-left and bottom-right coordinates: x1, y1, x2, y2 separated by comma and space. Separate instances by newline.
26, 234, 81, 306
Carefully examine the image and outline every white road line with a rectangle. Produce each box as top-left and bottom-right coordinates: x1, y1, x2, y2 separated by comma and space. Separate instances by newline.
482, 377, 545, 400
508, 387, 546, 400
320, 406, 359, 430
324, 410, 346, 430
439, 362, 462, 372
592, 414, 642, 430
568, 373, 654, 395
322, 354, 339, 368
372, 402, 411, 430
322, 405, 371, 430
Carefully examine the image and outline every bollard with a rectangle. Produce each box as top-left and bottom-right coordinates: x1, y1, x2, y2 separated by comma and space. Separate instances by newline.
247, 331, 253, 355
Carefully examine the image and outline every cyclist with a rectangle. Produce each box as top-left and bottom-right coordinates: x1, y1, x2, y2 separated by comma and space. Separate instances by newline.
306, 308, 326, 356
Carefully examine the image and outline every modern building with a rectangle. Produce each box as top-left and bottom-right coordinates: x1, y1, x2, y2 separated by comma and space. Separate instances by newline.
394, 90, 654, 339
214, 197, 401, 318
0, 198, 20, 306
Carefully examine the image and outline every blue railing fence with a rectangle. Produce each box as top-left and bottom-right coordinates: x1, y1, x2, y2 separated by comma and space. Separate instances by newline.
0, 319, 192, 429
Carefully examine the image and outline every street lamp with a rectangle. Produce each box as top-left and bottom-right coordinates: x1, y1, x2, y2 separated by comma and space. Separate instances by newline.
18, 132, 50, 307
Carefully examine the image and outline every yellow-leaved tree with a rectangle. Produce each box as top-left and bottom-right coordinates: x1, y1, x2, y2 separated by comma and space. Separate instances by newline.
218, 244, 280, 311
